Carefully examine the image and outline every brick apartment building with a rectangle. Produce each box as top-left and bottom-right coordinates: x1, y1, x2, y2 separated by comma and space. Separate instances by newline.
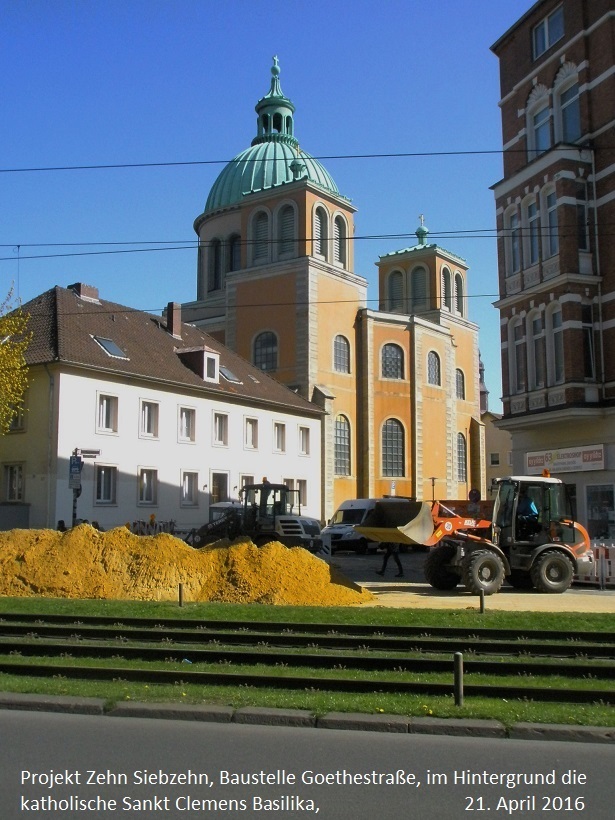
491, 0, 615, 538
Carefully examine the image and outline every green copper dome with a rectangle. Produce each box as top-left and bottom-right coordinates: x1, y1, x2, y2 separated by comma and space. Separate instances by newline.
204, 58, 341, 214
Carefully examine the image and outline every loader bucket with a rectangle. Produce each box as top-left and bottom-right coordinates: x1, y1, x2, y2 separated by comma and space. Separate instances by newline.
354, 501, 435, 546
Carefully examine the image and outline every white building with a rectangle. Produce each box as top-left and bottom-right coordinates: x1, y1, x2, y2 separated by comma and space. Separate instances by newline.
0, 282, 323, 531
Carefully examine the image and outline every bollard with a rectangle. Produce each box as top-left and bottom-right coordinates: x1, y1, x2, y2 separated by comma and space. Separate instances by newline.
479, 589, 485, 614
454, 652, 464, 707
178, 583, 184, 608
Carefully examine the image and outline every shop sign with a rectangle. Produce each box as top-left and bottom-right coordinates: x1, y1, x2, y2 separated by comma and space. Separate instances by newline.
526, 444, 604, 474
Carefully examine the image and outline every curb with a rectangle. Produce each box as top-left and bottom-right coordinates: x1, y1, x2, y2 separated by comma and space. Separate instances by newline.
0, 692, 613, 743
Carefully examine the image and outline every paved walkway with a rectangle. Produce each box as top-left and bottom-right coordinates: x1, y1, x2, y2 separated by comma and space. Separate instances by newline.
363, 580, 615, 612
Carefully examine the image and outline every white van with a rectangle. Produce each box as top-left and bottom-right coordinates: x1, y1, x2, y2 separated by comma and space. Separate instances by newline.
322, 497, 416, 554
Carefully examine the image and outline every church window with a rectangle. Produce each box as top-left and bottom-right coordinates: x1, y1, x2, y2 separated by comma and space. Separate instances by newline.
253, 212, 269, 262
441, 267, 452, 310
334, 415, 351, 476
410, 267, 428, 312
457, 433, 467, 483
333, 334, 350, 374
387, 271, 404, 312
278, 205, 295, 256
208, 239, 222, 291
454, 273, 464, 315
229, 234, 241, 272
382, 419, 404, 477
427, 351, 441, 386
333, 216, 347, 267
254, 331, 278, 372
314, 207, 328, 258
455, 369, 465, 399
382, 344, 403, 379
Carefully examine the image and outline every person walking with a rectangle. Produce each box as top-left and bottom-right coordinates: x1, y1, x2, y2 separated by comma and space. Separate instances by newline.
375, 542, 404, 577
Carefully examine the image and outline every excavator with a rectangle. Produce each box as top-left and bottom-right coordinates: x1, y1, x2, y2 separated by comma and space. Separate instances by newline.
355, 475, 593, 595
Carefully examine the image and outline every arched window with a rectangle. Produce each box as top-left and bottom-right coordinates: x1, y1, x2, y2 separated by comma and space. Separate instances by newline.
228, 234, 241, 272
333, 215, 347, 267
543, 188, 559, 258
410, 266, 428, 312
334, 415, 351, 476
441, 267, 452, 310
277, 204, 295, 257
529, 311, 545, 389
554, 64, 581, 144
333, 334, 350, 373
505, 208, 521, 275
382, 419, 405, 477
509, 318, 526, 393
314, 206, 328, 258
457, 433, 467, 483
387, 271, 404, 312
208, 239, 222, 291
526, 84, 551, 160
454, 273, 464, 315
427, 351, 441, 386
382, 344, 404, 379
547, 305, 564, 385
253, 212, 269, 262
253, 331, 278, 372
524, 197, 540, 266
455, 368, 465, 399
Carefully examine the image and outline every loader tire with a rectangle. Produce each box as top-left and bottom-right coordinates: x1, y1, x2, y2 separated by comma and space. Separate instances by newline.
530, 549, 574, 594
462, 550, 505, 596
424, 543, 459, 590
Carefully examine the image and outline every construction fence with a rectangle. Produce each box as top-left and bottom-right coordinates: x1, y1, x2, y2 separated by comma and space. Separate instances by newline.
574, 542, 615, 589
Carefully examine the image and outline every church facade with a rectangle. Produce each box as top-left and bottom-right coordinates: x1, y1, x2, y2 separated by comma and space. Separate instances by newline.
183, 59, 485, 519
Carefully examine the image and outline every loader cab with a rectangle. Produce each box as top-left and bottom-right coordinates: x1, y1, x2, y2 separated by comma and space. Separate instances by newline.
240, 482, 297, 528
493, 477, 576, 547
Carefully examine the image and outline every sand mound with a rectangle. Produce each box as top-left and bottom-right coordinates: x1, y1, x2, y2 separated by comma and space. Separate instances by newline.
0, 525, 374, 606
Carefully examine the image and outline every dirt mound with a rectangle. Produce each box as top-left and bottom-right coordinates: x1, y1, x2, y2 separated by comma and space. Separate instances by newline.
0, 525, 374, 606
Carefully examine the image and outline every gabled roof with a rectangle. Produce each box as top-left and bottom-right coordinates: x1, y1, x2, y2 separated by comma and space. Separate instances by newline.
21, 284, 323, 417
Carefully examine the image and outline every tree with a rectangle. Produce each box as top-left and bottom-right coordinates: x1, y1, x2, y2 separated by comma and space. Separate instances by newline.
0, 288, 31, 435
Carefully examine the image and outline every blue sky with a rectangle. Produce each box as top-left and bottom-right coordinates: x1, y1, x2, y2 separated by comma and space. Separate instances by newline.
0, 0, 534, 409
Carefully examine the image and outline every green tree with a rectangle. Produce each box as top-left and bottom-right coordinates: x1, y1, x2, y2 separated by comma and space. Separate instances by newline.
0, 288, 31, 434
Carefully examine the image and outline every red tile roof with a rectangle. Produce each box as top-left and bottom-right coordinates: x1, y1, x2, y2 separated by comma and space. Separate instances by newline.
20, 285, 323, 417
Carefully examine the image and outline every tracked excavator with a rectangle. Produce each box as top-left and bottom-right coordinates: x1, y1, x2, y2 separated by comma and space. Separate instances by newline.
355, 475, 592, 595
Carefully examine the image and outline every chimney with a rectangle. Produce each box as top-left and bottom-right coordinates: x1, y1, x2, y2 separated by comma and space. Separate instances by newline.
166, 302, 182, 339
68, 282, 100, 302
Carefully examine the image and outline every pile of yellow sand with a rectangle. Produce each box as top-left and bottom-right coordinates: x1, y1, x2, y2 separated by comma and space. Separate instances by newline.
0, 525, 374, 606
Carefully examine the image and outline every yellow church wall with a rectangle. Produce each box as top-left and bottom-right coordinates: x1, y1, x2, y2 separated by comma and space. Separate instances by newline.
233, 273, 299, 384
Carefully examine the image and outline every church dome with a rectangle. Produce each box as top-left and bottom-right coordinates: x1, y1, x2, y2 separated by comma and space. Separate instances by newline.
203, 58, 341, 215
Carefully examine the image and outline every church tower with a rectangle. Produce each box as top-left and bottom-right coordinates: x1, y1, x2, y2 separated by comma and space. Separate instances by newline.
183, 59, 368, 514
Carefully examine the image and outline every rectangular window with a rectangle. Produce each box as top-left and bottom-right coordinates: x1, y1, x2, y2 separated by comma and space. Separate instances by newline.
8, 404, 26, 432
582, 304, 595, 380
561, 83, 580, 143
95, 465, 117, 505
179, 407, 196, 442
299, 426, 310, 456
138, 468, 158, 505
205, 355, 217, 381
181, 471, 199, 506
297, 479, 307, 506
245, 418, 258, 449
140, 400, 159, 438
283, 478, 295, 491
240, 475, 255, 490
490, 453, 500, 467
509, 212, 520, 273
97, 394, 118, 433
4, 464, 24, 501
533, 5, 564, 59
213, 413, 228, 446
274, 422, 286, 452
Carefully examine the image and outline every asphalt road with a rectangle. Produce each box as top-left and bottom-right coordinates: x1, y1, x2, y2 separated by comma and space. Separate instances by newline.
2, 709, 614, 819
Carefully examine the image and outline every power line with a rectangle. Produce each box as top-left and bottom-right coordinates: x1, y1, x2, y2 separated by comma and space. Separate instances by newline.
0, 145, 598, 175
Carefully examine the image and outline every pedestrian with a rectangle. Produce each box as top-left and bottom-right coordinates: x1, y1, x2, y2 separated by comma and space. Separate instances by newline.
375, 542, 404, 577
